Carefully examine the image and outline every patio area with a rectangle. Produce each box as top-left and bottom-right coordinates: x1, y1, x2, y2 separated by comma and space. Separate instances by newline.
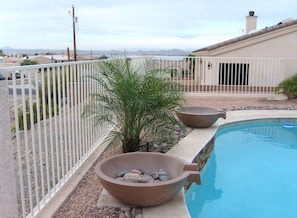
50, 95, 297, 218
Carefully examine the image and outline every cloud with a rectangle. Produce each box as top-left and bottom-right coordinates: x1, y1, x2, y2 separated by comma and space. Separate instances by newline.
1, 0, 296, 50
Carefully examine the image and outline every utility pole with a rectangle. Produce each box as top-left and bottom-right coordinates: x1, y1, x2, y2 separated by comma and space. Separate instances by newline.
72, 5, 77, 61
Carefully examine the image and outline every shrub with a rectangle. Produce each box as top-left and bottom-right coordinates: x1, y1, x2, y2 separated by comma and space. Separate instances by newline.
20, 59, 38, 66
276, 74, 297, 98
83, 58, 185, 153
17, 101, 58, 131
17, 71, 65, 131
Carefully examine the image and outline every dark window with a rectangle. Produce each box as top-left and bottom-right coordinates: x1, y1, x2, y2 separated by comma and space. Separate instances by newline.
219, 63, 249, 85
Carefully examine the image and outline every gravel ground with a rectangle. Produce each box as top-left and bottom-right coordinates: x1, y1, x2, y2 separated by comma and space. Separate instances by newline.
53, 146, 123, 218
53, 95, 297, 218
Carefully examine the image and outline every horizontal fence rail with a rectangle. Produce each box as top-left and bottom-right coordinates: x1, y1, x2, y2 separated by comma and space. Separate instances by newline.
0, 56, 296, 217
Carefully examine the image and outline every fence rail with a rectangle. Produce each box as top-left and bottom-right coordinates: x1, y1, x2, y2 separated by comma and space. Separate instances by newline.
0, 56, 296, 217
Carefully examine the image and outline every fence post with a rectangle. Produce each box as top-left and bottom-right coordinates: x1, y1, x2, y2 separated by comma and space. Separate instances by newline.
0, 78, 18, 217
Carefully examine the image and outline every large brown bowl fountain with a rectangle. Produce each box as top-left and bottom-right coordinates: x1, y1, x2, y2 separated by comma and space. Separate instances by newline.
95, 152, 200, 206
175, 106, 226, 128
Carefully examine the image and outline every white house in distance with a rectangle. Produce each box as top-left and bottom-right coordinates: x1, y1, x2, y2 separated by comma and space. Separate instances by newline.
25, 54, 71, 64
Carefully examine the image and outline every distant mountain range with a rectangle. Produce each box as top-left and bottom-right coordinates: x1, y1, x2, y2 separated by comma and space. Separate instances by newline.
1, 47, 193, 57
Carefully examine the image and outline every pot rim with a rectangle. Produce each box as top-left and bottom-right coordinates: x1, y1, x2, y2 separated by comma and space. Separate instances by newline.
95, 152, 197, 187
175, 106, 220, 115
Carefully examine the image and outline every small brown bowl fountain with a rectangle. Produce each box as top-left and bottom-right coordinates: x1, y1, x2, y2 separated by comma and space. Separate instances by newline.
175, 106, 226, 128
95, 152, 200, 206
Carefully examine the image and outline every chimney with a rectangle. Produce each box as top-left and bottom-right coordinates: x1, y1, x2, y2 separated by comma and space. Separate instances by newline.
246, 11, 257, 34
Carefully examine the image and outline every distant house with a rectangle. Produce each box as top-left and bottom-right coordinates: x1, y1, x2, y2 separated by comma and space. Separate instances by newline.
193, 12, 297, 58
26, 55, 71, 64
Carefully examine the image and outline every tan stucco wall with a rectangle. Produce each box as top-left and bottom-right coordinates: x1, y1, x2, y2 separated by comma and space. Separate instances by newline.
217, 30, 297, 58
193, 24, 297, 59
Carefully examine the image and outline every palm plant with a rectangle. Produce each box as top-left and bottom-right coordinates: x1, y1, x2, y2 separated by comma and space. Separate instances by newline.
83, 58, 185, 152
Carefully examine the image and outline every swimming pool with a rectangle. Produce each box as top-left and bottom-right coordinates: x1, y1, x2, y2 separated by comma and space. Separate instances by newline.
186, 120, 297, 218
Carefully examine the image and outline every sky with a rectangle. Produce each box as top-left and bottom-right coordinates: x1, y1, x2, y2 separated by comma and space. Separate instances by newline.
0, 0, 296, 51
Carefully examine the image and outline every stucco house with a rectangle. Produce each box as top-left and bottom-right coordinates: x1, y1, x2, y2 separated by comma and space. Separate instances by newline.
189, 12, 297, 90
193, 12, 297, 58
26, 55, 71, 64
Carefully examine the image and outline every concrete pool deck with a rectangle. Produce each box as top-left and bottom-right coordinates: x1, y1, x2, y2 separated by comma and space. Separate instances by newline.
97, 110, 297, 217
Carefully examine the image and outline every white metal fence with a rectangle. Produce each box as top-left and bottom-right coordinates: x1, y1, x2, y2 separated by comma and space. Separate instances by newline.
0, 56, 296, 217
1, 60, 112, 217
154, 56, 297, 94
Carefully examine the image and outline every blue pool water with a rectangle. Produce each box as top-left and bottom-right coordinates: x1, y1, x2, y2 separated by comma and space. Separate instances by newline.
186, 120, 297, 218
